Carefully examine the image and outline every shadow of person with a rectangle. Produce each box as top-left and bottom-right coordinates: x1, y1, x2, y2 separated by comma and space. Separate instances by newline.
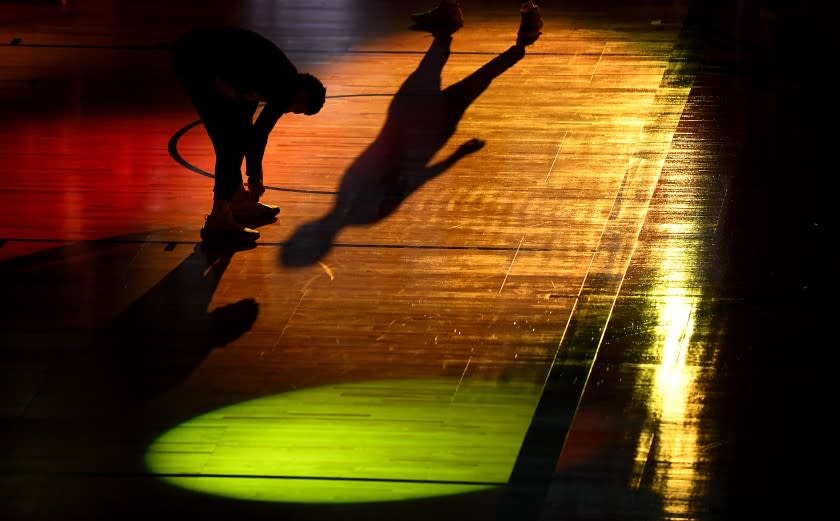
101, 241, 259, 401
282, 34, 527, 267
0, 235, 260, 416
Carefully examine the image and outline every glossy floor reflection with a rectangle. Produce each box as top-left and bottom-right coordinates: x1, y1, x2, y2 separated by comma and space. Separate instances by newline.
0, 1, 830, 520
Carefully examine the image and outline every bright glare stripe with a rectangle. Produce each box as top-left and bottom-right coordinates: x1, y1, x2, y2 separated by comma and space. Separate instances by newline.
146, 378, 542, 503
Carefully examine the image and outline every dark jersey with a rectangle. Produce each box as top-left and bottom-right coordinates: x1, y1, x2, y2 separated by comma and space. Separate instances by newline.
172, 26, 299, 111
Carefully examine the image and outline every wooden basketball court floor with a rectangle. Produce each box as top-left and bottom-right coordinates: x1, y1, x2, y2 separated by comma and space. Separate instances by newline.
0, 1, 829, 520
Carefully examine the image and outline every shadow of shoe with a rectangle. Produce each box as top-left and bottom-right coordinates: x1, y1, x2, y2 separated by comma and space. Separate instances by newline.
281, 219, 339, 267
209, 298, 259, 348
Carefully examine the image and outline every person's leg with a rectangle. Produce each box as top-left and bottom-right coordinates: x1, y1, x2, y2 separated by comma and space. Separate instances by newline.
195, 99, 279, 231
200, 103, 262, 241
207, 116, 247, 206
171, 40, 260, 241
184, 86, 260, 240
192, 94, 280, 225
410, 0, 463, 30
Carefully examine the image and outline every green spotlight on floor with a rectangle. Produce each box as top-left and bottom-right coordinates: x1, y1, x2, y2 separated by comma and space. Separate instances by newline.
145, 377, 542, 503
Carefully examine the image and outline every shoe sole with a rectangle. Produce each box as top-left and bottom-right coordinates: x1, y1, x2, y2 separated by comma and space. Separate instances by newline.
231, 206, 280, 228
231, 205, 280, 220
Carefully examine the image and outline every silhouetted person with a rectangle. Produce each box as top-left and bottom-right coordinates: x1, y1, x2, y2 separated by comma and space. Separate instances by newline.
282, 34, 526, 266
411, 0, 544, 44
171, 26, 326, 243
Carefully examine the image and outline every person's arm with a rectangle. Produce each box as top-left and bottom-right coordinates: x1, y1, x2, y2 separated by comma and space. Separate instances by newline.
244, 101, 284, 195
215, 78, 238, 100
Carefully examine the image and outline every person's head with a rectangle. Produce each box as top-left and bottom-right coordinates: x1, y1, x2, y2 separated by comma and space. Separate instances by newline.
289, 73, 326, 115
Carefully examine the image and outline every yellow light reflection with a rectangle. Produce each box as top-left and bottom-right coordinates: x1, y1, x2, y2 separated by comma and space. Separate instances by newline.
146, 377, 543, 504
632, 223, 707, 516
